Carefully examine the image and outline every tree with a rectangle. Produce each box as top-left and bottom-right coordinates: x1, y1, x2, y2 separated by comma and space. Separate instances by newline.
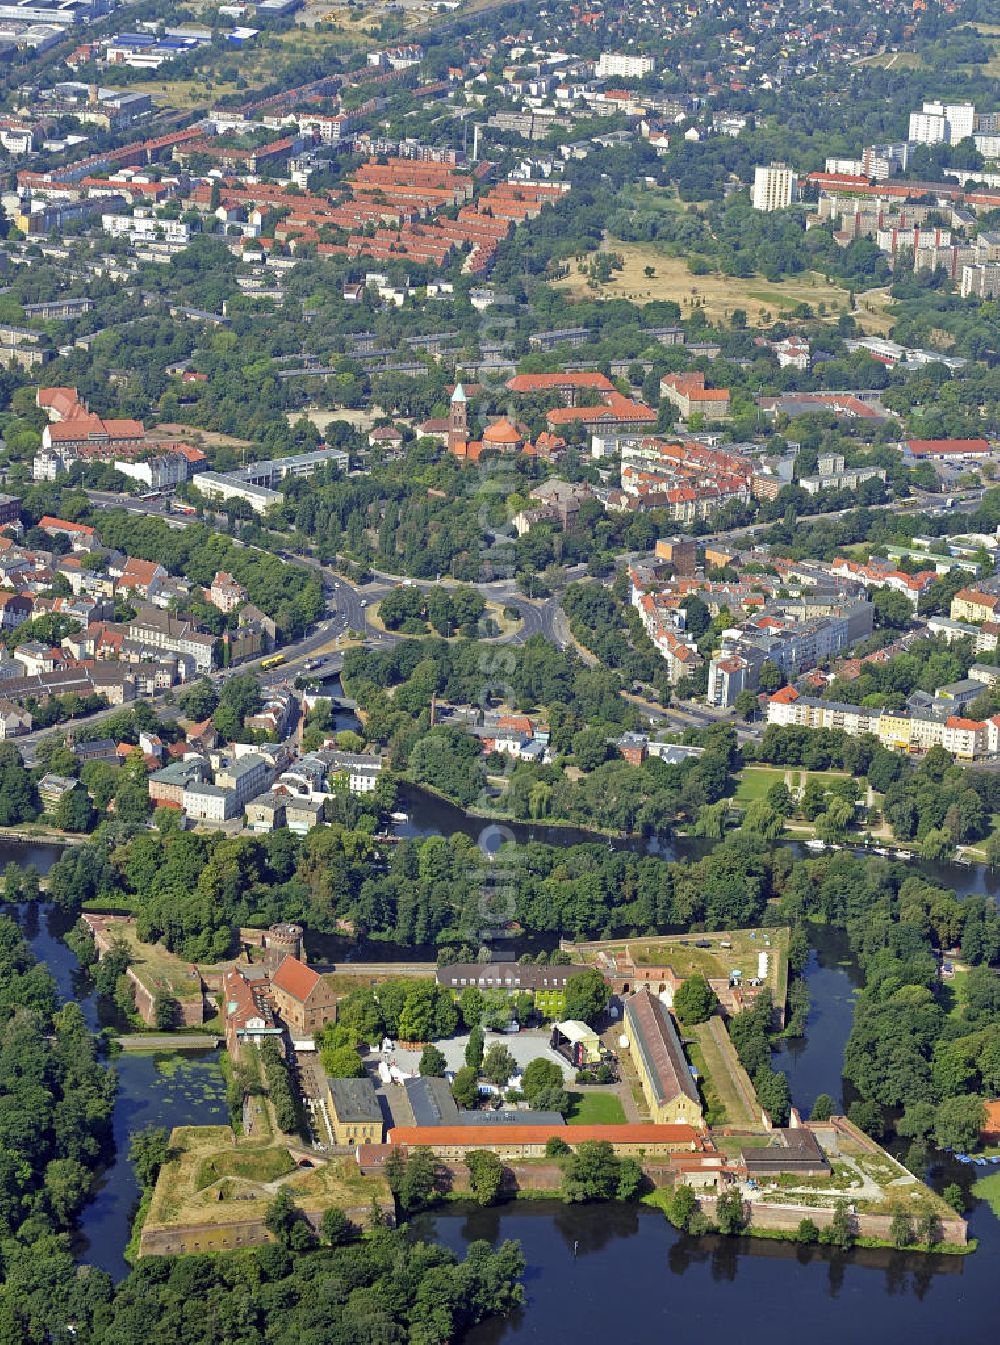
873, 588, 913, 630
521, 1056, 569, 1115
153, 994, 181, 1031
0, 743, 38, 825
810, 1093, 835, 1122
716, 1187, 748, 1235
465, 1024, 485, 1070
572, 726, 610, 772
460, 986, 485, 1029
796, 1217, 819, 1244
734, 689, 759, 721
820, 1199, 854, 1249
129, 1127, 170, 1190
322, 1044, 367, 1079
942, 1182, 965, 1212
934, 1095, 986, 1151
265, 1188, 301, 1246
673, 975, 717, 1025
419, 1043, 447, 1078
669, 1183, 697, 1230
320, 1207, 357, 1246
890, 1210, 914, 1249
562, 969, 610, 1026
766, 782, 794, 818
758, 660, 783, 694
452, 1065, 481, 1109
560, 1140, 622, 1202
466, 1149, 504, 1206
53, 784, 95, 833
482, 1043, 517, 1088
616, 1156, 644, 1201
399, 1146, 440, 1212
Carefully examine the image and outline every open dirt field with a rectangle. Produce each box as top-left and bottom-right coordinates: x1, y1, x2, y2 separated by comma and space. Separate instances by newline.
556, 245, 851, 326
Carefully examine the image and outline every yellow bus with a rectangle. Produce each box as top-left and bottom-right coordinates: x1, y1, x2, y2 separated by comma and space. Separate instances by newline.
260, 654, 286, 670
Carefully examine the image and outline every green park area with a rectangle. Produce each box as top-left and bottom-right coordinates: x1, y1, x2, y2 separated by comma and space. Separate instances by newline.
733, 766, 850, 807
566, 1092, 627, 1126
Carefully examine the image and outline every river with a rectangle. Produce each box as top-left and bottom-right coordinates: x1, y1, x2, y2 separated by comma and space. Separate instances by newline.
393, 782, 1000, 900
420, 1195, 998, 1345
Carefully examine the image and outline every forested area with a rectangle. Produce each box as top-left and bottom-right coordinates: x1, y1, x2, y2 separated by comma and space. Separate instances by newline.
1, 1223, 525, 1345
0, 915, 115, 1259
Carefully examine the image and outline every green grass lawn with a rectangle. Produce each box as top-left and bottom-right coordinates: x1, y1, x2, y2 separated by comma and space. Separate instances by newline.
733, 766, 790, 804
973, 1171, 1000, 1217
194, 1145, 295, 1192
566, 1091, 626, 1125
733, 766, 851, 806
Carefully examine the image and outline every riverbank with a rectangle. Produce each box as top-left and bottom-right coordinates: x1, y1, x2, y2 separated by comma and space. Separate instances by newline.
0, 824, 82, 846
642, 1188, 971, 1254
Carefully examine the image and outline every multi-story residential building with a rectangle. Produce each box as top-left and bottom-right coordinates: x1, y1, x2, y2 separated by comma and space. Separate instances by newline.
798, 453, 887, 496
951, 587, 1000, 624
707, 654, 749, 708
127, 606, 215, 673
595, 52, 655, 79
766, 689, 990, 761
324, 750, 384, 793
148, 758, 210, 808
182, 781, 237, 823
908, 101, 975, 146
961, 263, 1000, 300
102, 208, 190, 247
245, 792, 288, 833
706, 599, 874, 705
208, 571, 247, 614
752, 162, 797, 212
0, 700, 32, 738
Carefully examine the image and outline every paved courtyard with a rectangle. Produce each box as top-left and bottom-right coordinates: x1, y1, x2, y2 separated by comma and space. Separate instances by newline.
366, 1027, 576, 1081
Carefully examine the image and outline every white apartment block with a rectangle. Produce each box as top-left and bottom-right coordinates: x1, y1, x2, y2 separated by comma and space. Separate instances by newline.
908, 102, 975, 146
961, 263, 1000, 300
103, 209, 191, 247
752, 162, 797, 212
595, 52, 655, 80
825, 157, 864, 176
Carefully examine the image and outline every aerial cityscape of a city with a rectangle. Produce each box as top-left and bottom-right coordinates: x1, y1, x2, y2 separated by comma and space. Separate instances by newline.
0, 0, 999, 1340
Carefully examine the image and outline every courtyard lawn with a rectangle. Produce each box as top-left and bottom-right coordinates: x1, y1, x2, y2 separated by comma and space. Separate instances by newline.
566, 1091, 627, 1126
